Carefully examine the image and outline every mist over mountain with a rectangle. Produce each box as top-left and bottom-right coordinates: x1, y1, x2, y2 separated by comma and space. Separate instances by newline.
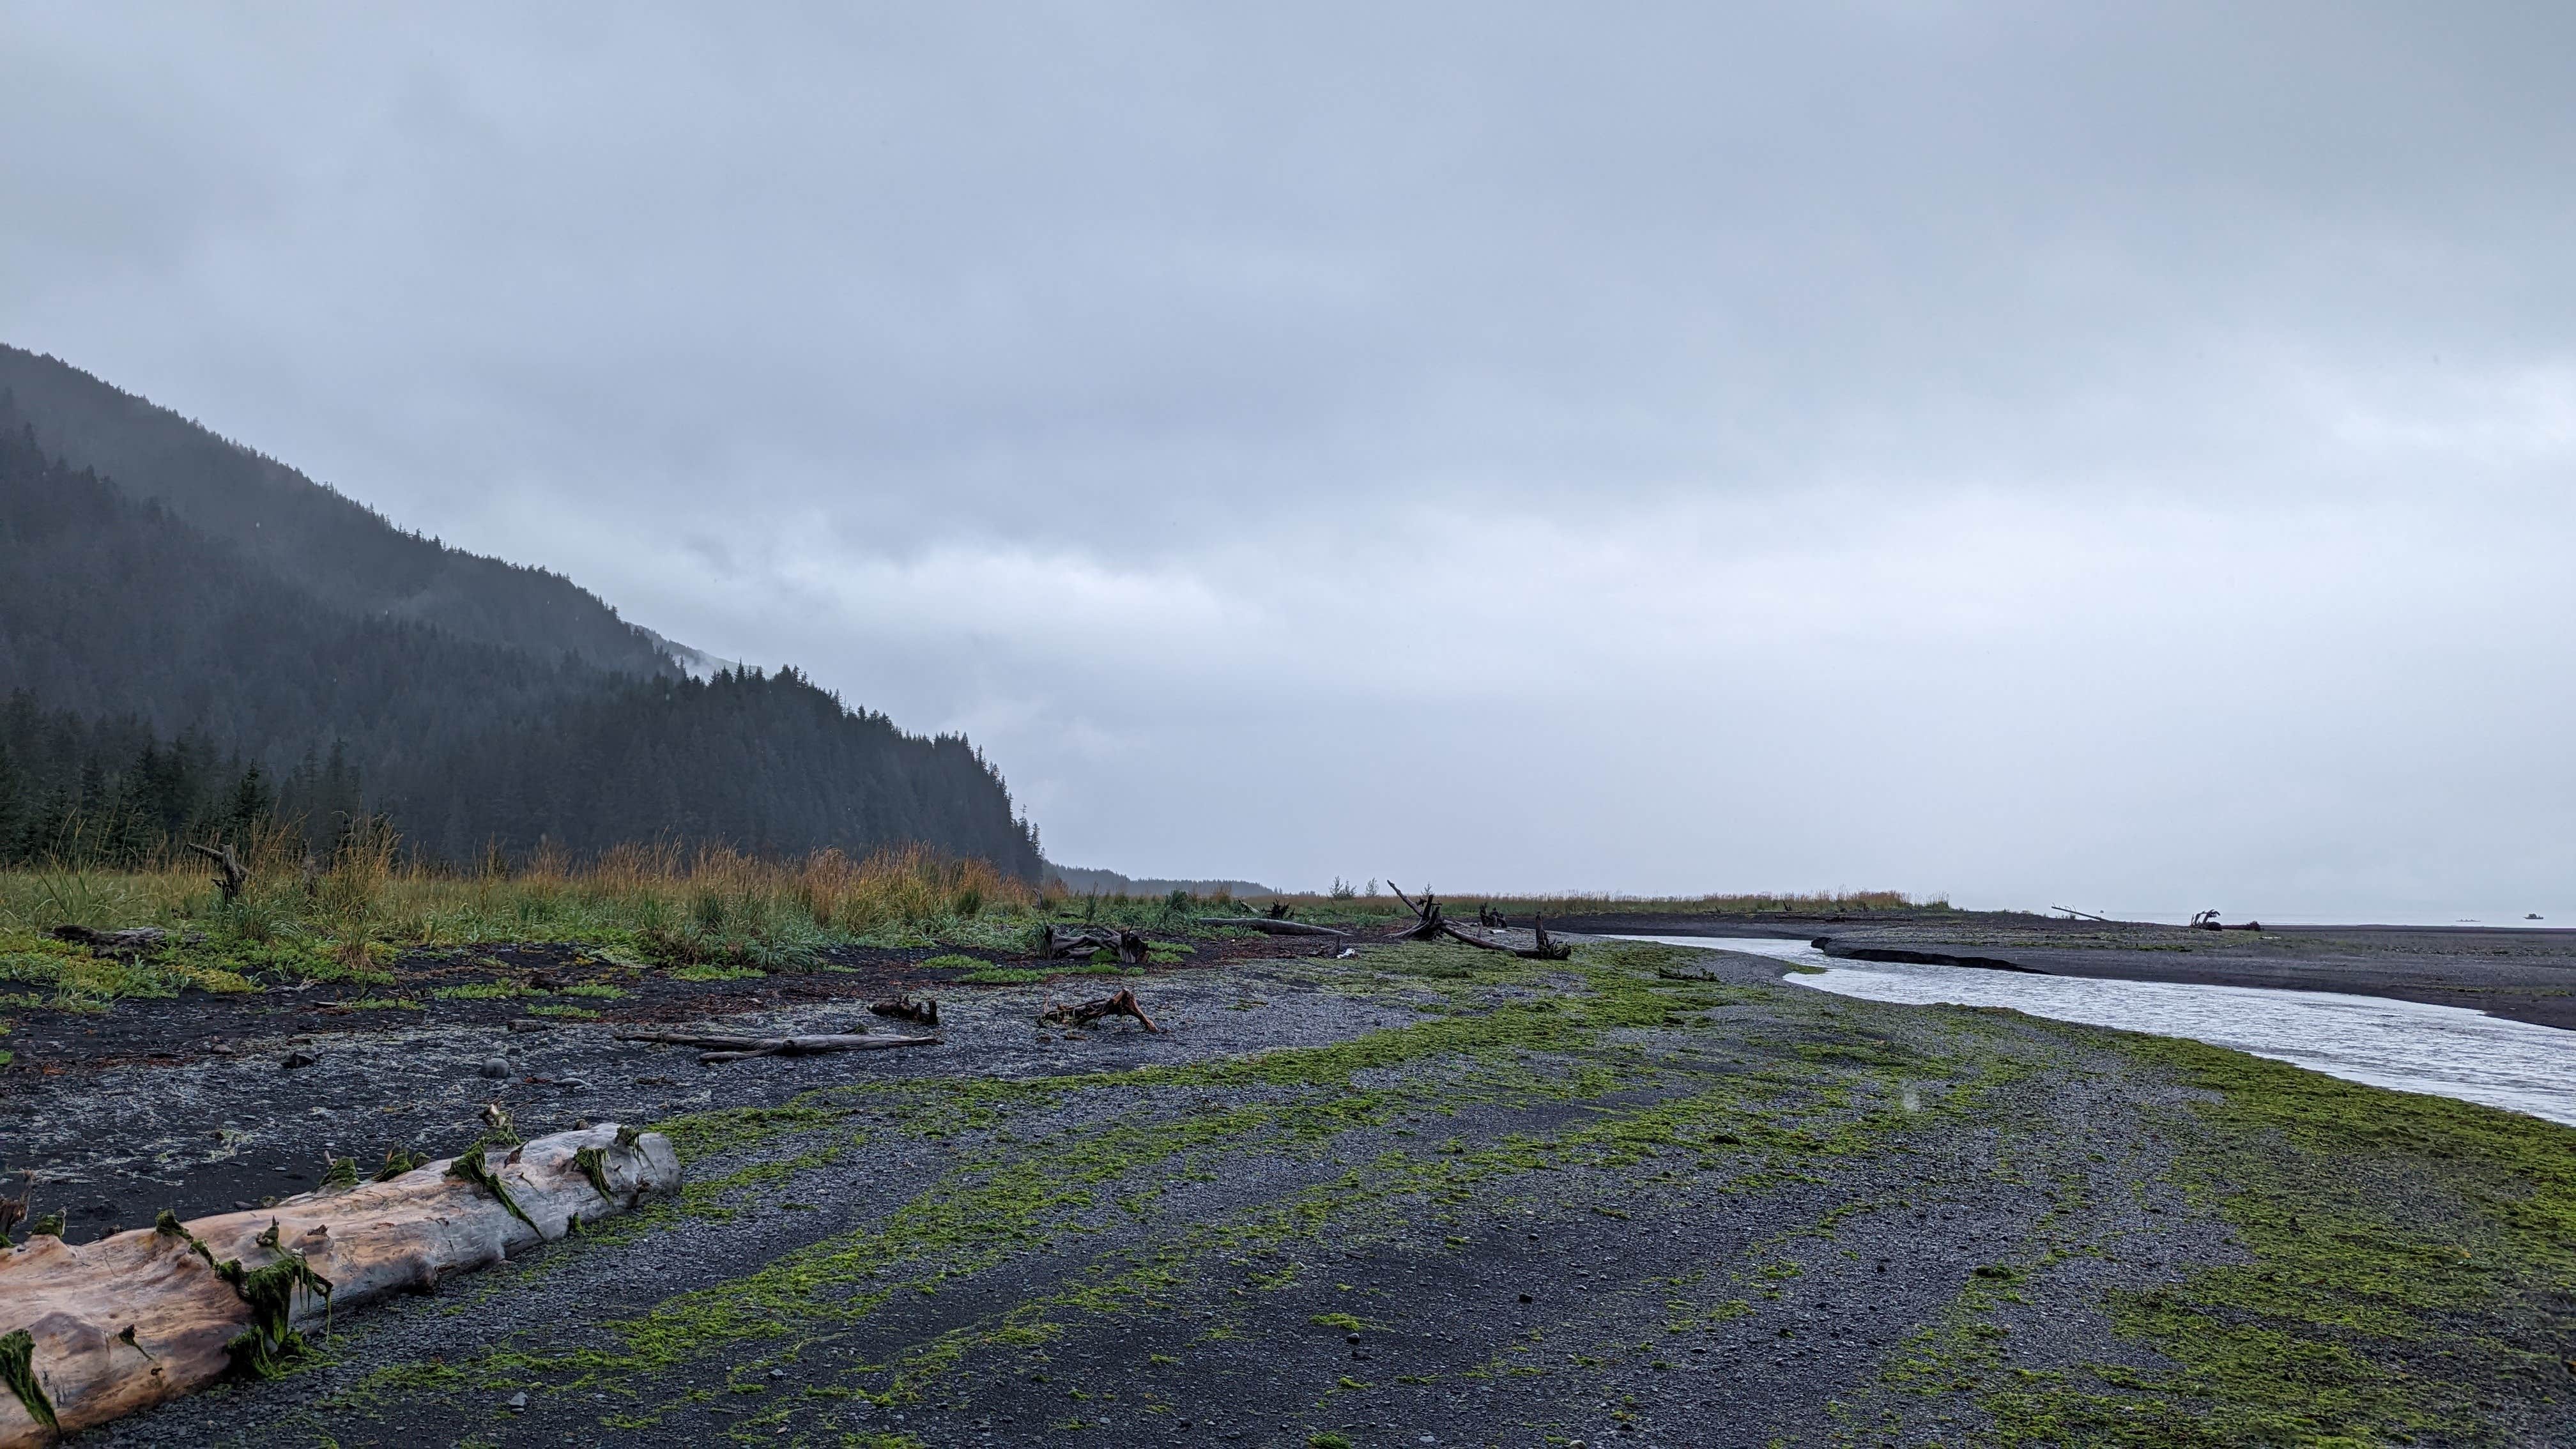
0, 346, 1041, 876
0, 346, 678, 678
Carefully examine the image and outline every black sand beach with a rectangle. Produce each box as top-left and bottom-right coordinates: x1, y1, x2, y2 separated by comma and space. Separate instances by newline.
4, 922, 2571, 1447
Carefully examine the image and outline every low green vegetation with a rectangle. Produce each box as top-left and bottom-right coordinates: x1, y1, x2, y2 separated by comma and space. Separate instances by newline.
296, 935, 2572, 1446
1953, 1036, 2576, 1445
328, 940, 2014, 1437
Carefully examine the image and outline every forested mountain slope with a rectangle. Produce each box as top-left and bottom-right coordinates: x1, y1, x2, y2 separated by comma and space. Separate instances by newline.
0, 346, 677, 677
0, 358, 1041, 877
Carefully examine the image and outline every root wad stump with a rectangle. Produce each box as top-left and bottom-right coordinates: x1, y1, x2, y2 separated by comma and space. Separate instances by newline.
0, 1125, 679, 1447
1040, 988, 1160, 1033
1387, 877, 1572, 959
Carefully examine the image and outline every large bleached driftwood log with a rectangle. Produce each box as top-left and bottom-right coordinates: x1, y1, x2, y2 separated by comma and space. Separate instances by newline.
0, 1124, 678, 1446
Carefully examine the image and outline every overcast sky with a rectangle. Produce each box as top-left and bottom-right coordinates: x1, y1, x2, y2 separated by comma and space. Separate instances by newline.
6, 3, 2572, 918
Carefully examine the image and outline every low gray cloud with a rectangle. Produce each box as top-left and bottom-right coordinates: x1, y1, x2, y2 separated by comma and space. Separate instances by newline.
6, 3, 2570, 917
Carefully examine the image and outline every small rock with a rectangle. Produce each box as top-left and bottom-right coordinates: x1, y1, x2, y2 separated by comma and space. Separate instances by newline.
509, 1019, 554, 1034
767, 1367, 788, 1379
232, 1200, 253, 1210
556, 1078, 592, 1092
280, 1051, 317, 1070
505, 1392, 528, 1411
1517, 1292, 1533, 1303
1345, 1333, 1361, 1344
479, 1058, 511, 1078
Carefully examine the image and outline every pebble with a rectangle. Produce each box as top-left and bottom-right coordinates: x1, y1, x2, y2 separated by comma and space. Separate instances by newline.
479, 1058, 511, 1078
279, 1051, 317, 1070
505, 1392, 527, 1411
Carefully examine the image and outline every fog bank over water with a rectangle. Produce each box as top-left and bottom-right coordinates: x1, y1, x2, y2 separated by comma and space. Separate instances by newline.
4, 4, 2571, 913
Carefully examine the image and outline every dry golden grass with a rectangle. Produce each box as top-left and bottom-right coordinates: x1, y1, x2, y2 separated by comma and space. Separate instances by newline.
0, 831, 1043, 981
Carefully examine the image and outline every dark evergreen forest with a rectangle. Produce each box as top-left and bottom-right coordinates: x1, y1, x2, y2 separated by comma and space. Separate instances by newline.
0, 353, 1042, 877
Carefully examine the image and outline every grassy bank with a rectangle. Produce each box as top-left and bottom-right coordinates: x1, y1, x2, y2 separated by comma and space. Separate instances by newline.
0, 844, 1938, 1020
0, 841, 1054, 1013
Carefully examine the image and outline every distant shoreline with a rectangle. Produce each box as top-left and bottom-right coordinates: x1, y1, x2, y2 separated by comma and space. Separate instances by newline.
1544, 909, 2576, 1032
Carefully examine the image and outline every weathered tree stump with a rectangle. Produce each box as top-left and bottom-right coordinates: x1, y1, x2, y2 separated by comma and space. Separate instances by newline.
182, 843, 247, 905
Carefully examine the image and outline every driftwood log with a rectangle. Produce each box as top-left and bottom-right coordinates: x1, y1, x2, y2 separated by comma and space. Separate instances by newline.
1039, 988, 1160, 1032
45, 926, 172, 956
868, 995, 940, 1026
1194, 917, 1348, 939
1387, 882, 1572, 960
0, 1125, 678, 1446
1436, 918, 1575, 962
181, 843, 247, 905
1038, 925, 1149, 963
615, 1030, 940, 1065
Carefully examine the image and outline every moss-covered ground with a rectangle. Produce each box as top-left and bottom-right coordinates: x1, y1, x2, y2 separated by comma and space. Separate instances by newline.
50, 939, 2576, 1447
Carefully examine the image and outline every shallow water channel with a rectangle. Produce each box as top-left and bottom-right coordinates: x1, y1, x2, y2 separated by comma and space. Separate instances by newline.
1613, 934, 2576, 1128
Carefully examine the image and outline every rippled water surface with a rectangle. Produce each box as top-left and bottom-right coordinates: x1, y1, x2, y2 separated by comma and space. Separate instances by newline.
1613, 934, 2576, 1128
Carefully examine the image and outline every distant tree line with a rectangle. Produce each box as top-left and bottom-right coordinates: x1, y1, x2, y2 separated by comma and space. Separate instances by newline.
0, 691, 362, 866
0, 392, 1042, 877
